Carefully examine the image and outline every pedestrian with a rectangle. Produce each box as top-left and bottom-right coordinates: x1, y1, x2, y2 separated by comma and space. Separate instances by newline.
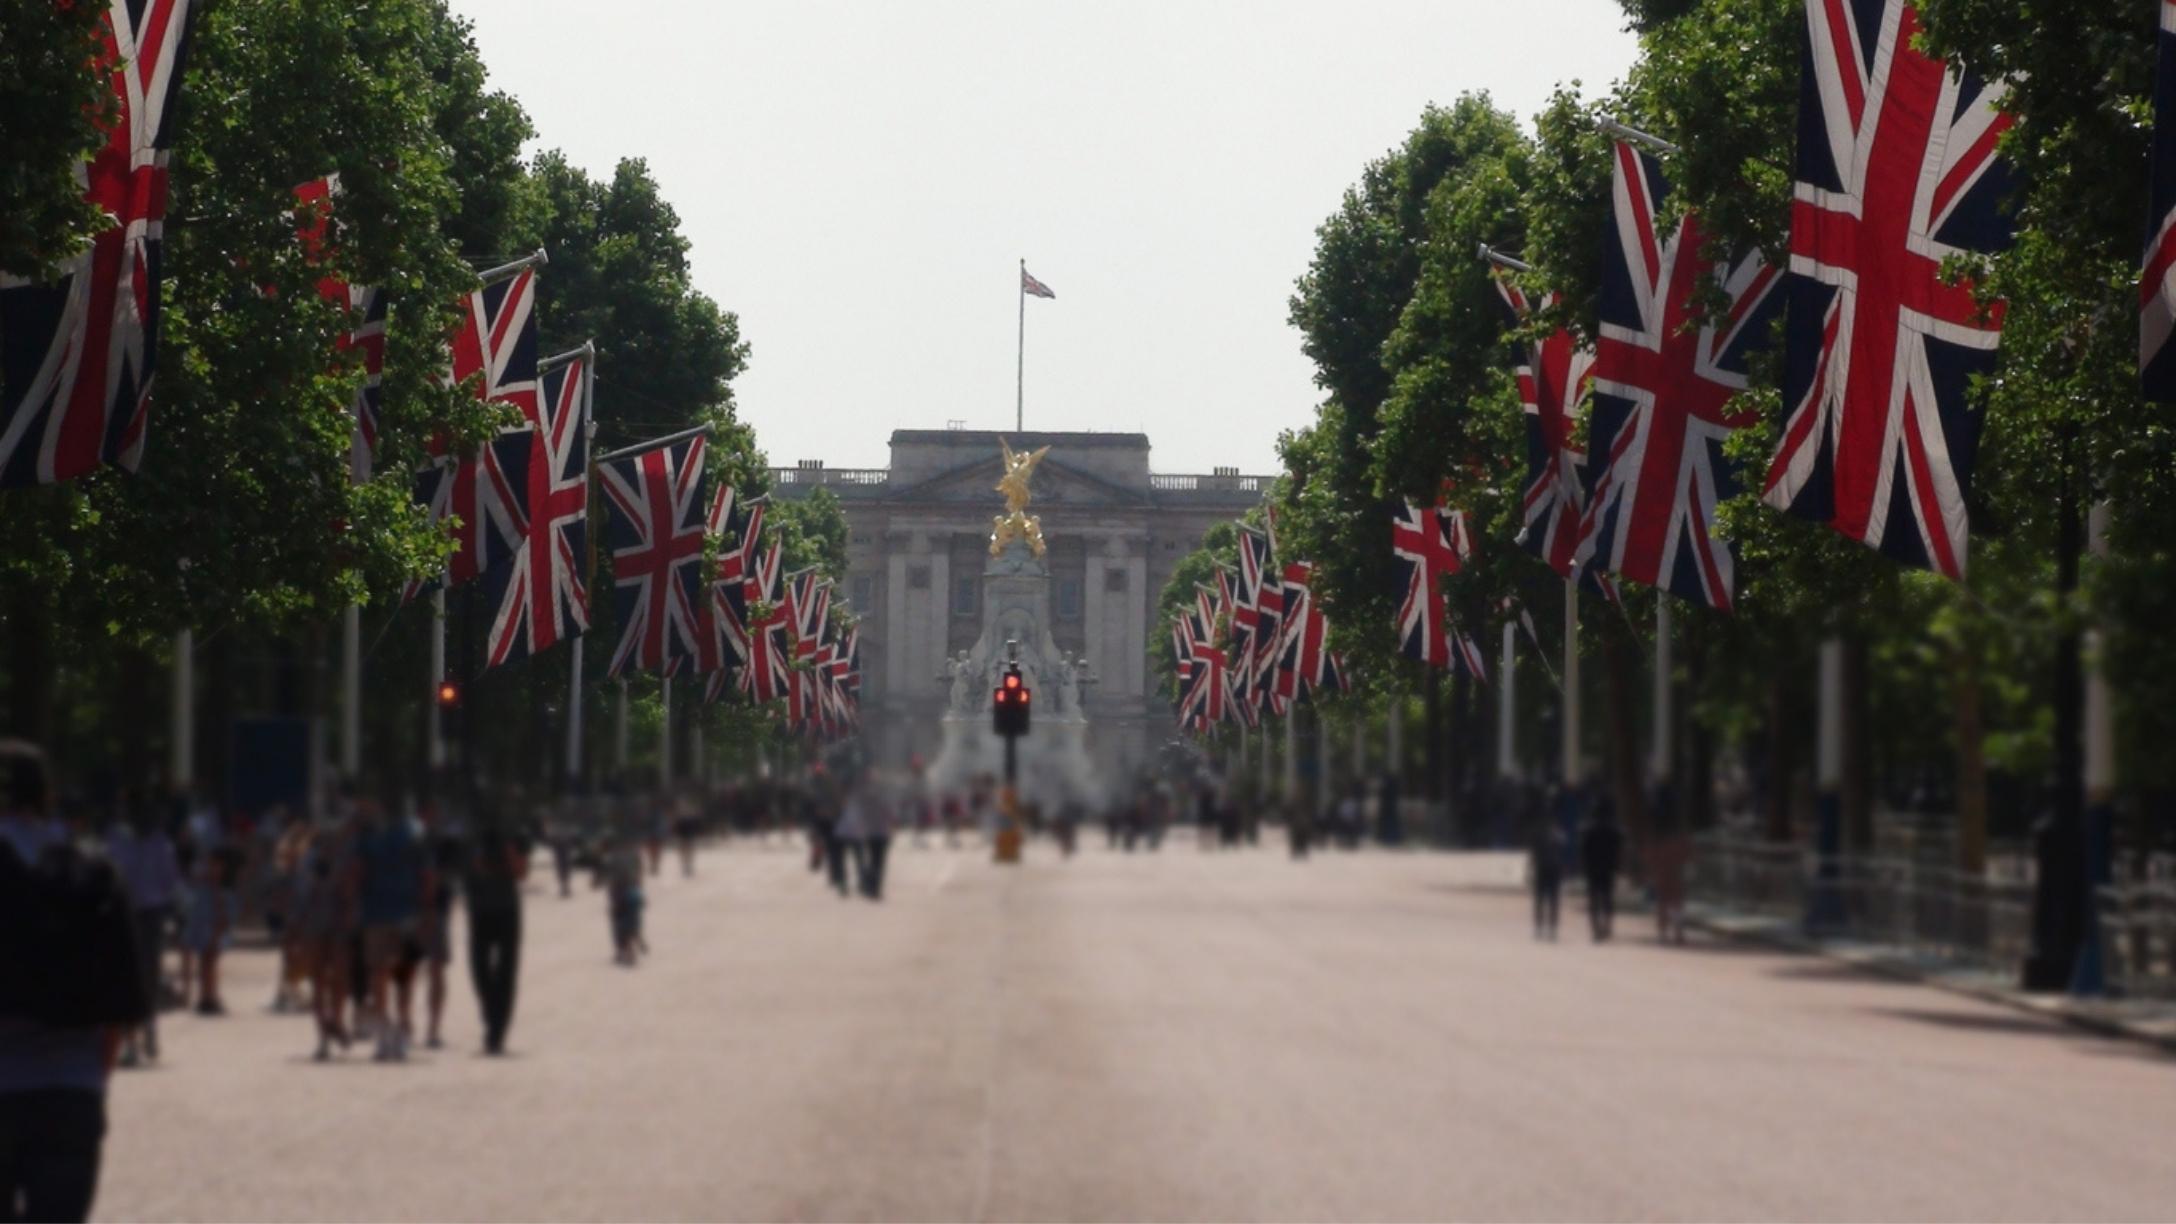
290, 822, 354, 1060
353, 793, 424, 1061
105, 801, 179, 1066
604, 825, 646, 965
818, 788, 850, 898
0, 740, 151, 1224
645, 793, 666, 878
548, 799, 576, 900
1528, 814, 1564, 941
1581, 795, 1624, 943
836, 787, 869, 896
1648, 787, 1690, 946
1336, 785, 1363, 850
269, 814, 314, 1013
858, 787, 895, 900
408, 816, 459, 1050
177, 837, 228, 1015
465, 815, 527, 1055
673, 792, 699, 879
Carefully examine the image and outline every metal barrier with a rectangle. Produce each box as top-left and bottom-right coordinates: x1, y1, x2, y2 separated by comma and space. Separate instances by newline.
2098, 881, 2176, 1000
1691, 836, 2036, 978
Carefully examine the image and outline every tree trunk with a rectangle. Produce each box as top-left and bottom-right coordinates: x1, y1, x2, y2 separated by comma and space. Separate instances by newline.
1764, 674, 1794, 843
1421, 667, 1442, 803
1682, 616, 1714, 834
5, 585, 56, 748
1603, 626, 1646, 880
1447, 665, 1470, 843
1953, 644, 1988, 876
1842, 634, 1874, 856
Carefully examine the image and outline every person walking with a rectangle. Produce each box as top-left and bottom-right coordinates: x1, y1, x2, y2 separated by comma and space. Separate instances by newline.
1528, 813, 1565, 941
105, 804, 179, 1066
858, 788, 895, 900
290, 821, 355, 1060
0, 741, 150, 1224
353, 794, 423, 1060
1580, 795, 1624, 943
464, 816, 527, 1055
604, 825, 646, 965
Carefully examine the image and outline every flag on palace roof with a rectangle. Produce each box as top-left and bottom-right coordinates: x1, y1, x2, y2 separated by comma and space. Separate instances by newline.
1021, 266, 1056, 299
1760, 0, 2012, 580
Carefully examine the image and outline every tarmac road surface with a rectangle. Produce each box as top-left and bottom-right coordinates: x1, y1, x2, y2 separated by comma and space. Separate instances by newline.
96, 836, 2176, 1222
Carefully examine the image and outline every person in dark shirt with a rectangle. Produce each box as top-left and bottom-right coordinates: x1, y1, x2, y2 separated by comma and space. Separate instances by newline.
1581, 795, 1624, 943
1529, 813, 1566, 941
464, 815, 527, 1055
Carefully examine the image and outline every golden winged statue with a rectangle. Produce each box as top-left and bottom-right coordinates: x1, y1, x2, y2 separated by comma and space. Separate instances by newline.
990, 439, 1051, 557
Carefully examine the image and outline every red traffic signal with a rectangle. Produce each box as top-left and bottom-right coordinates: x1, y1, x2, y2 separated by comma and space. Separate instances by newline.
992, 664, 1031, 737
436, 680, 460, 708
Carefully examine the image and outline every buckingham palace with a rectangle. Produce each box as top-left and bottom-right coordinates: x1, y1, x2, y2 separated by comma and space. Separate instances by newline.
768, 429, 1272, 780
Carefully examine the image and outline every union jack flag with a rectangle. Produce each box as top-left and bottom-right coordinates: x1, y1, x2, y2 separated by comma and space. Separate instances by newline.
1240, 527, 1284, 713
416, 267, 541, 587
1496, 277, 1595, 577
482, 355, 591, 667
1450, 626, 1487, 683
1273, 561, 1326, 702
1, 0, 196, 487
683, 484, 748, 684
1580, 142, 1781, 611
786, 572, 831, 664
600, 433, 708, 676
737, 539, 792, 704
1760, 0, 2013, 580
1215, 568, 1258, 728
1021, 266, 1056, 299
1185, 624, 1228, 728
2144, 0, 2176, 401
292, 176, 387, 482
1391, 501, 1469, 668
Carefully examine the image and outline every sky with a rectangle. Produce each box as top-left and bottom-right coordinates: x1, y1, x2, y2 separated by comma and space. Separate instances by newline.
448, 0, 1641, 476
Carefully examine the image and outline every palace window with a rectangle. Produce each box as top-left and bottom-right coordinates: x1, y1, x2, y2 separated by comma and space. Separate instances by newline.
953, 575, 978, 617
1104, 568, 1128, 593
1057, 578, 1083, 619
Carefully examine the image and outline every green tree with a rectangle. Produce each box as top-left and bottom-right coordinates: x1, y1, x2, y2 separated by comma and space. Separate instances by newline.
0, 0, 113, 276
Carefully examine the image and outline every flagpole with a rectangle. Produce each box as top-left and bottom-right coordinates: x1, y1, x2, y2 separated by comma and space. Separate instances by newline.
428, 587, 447, 770
171, 629, 194, 791
341, 604, 361, 780
1651, 599, 1672, 785
1016, 258, 1026, 433
1561, 575, 1580, 787
660, 673, 673, 790
1498, 622, 1517, 780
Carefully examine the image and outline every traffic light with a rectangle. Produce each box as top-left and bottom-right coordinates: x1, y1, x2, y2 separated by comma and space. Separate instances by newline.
991, 665, 1031, 737
436, 679, 461, 708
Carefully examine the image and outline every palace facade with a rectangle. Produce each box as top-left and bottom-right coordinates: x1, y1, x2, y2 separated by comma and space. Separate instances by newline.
768, 429, 1271, 782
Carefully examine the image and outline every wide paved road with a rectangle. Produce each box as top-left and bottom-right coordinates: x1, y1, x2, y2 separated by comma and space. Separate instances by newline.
100, 836, 2176, 1222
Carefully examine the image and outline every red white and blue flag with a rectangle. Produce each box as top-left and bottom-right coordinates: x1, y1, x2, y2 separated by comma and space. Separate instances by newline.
292, 175, 387, 482
483, 354, 591, 667
737, 539, 792, 704
1, 0, 196, 487
1581, 142, 1781, 610
1392, 501, 1470, 668
1021, 266, 1056, 299
1495, 277, 1595, 577
2144, 0, 2176, 400
600, 433, 708, 676
1240, 527, 1284, 715
415, 267, 542, 587
1760, 0, 2013, 579
1273, 561, 1326, 703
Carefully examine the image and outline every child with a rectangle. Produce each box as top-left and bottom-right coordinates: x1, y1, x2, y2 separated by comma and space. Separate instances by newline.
178, 845, 227, 1014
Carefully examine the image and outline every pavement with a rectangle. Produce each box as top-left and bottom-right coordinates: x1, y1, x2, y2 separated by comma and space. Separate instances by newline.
1685, 905, 2176, 1053
97, 835, 2176, 1222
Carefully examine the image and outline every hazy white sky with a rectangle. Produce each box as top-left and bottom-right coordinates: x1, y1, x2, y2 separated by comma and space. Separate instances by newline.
449, 1, 1639, 475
